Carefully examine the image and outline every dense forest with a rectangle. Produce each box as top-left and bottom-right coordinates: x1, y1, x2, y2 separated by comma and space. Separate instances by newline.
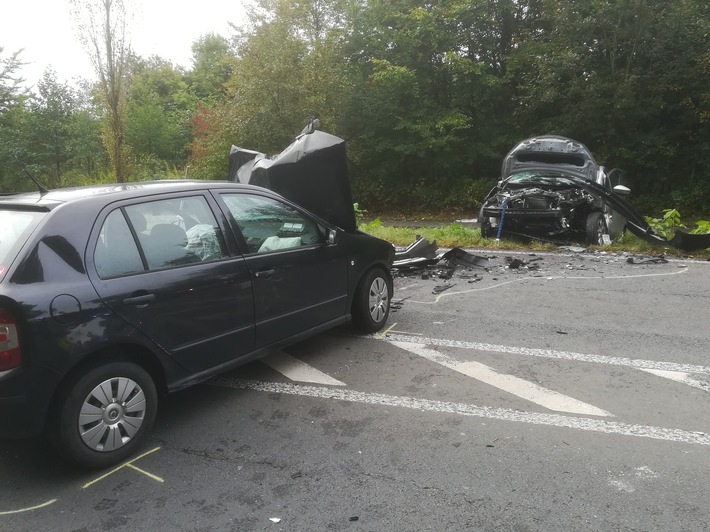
1, 0, 709, 217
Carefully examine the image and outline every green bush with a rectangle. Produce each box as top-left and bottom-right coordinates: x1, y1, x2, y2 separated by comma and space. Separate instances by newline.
351, 175, 496, 212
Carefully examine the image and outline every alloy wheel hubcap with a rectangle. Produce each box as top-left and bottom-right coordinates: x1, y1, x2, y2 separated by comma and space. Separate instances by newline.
368, 277, 389, 323
78, 377, 147, 452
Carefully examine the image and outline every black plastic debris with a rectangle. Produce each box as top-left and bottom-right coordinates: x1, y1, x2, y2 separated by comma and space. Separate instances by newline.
437, 266, 455, 280
506, 257, 525, 269
441, 248, 489, 268
390, 297, 407, 312
393, 238, 490, 274
433, 284, 455, 294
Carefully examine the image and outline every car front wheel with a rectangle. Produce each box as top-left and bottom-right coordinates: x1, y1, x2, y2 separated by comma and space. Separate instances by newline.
51, 361, 158, 468
585, 212, 608, 245
352, 268, 392, 333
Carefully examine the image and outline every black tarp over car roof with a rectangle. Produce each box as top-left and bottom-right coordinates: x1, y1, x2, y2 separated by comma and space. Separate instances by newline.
228, 128, 357, 233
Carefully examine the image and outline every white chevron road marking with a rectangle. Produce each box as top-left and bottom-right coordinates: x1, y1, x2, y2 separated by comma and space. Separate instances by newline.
390, 340, 612, 417
263, 352, 346, 386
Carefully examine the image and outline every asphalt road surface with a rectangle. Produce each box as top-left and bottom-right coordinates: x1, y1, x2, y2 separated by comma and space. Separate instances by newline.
2, 249, 709, 531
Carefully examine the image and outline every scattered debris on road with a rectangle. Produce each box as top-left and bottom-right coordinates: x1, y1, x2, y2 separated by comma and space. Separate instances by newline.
391, 237, 686, 307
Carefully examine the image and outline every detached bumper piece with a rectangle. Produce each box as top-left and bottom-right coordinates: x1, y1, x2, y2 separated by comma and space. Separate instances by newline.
393, 237, 489, 270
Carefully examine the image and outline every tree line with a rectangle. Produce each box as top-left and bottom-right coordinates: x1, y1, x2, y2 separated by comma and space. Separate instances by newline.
1, 0, 709, 216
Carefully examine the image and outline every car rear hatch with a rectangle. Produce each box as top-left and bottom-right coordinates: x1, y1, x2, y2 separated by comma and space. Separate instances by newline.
501, 136, 599, 181
0, 207, 47, 375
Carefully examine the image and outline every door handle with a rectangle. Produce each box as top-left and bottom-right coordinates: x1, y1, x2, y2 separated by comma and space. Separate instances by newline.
255, 269, 275, 279
123, 293, 155, 307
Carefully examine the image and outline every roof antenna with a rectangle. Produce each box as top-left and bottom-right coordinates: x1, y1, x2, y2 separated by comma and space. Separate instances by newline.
12, 156, 49, 196
22, 168, 49, 197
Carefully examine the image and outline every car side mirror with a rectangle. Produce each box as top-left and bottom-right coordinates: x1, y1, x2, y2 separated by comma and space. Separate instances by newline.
608, 168, 623, 186
613, 185, 631, 196
327, 228, 338, 245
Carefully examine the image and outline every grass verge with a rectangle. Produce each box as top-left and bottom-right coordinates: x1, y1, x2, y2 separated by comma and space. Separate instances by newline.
359, 220, 710, 259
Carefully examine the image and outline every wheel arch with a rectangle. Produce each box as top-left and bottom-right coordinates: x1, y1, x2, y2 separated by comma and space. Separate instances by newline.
350, 262, 393, 315
45, 343, 168, 431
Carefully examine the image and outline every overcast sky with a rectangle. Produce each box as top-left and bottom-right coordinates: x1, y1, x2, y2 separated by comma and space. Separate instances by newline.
2, 0, 247, 88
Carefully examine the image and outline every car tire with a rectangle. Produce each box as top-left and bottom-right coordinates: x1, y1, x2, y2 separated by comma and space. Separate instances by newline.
51, 361, 158, 469
352, 268, 392, 333
586, 212, 608, 245
479, 207, 492, 238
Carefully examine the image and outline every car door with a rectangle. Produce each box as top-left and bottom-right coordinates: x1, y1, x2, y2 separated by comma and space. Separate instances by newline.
88, 193, 256, 373
216, 191, 348, 348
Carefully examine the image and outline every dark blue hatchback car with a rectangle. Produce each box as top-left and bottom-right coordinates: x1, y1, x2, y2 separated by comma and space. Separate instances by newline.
0, 181, 394, 468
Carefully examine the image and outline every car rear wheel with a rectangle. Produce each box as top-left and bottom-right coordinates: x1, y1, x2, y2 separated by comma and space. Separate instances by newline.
51, 361, 157, 468
352, 268, 392, 333
586, 212, 608, 245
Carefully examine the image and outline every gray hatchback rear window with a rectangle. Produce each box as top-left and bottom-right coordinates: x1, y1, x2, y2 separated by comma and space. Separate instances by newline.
0, 209, 46, 280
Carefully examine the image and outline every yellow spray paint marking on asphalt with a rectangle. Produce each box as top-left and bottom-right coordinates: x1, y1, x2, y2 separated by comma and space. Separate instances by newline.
82, 446, 163, 489
376, 322, 397, 339
0, 498, 58, 515
126, 463, 165, 482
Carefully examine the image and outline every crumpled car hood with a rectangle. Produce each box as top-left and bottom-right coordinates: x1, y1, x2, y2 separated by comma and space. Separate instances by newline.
502, 136, 599, 182
228, 126, 357, 232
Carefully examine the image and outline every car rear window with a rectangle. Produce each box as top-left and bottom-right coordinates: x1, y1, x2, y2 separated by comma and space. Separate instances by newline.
0, 209, 46, 281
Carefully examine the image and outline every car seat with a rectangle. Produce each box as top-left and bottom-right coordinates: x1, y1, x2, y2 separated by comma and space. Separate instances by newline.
145, 223, 197, 268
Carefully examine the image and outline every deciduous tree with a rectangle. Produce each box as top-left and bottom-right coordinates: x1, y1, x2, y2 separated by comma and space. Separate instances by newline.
72, 0, 132, 182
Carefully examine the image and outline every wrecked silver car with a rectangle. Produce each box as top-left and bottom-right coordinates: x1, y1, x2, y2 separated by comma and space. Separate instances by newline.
479, 136, 631, 245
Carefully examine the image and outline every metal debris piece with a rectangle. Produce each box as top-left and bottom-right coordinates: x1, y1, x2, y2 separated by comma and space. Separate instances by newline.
458, 271, 480, 279
559, 246, 587, 253
394, 236, 439, 263
626, 256, 668, 265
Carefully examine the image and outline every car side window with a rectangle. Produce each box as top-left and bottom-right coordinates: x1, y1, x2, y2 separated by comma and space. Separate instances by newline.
124, 196, 228, 270
221, 193, 323, 254
94, 210, 145, 278
95, 196, 228, 278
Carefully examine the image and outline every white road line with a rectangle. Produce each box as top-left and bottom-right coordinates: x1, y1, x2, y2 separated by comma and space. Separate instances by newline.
373, 333, 710, 376
209, 379, 710, 446
640, 369, 710, 392
391, 341, 612, 417
262, 352, 345, 386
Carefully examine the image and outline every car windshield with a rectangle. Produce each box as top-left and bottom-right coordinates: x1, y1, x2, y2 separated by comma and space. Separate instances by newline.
507, 171, 582, 187
0, 209, 46, 281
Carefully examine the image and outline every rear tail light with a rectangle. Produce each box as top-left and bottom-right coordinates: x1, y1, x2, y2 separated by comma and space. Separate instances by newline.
0, 309, 21, 371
